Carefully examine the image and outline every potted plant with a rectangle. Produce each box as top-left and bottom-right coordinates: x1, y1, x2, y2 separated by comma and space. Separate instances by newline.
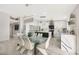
28, 32, 33, 37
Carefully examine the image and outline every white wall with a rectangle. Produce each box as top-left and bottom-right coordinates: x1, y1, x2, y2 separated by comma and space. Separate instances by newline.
73, 5, 79, 54
0, 12, 10, 41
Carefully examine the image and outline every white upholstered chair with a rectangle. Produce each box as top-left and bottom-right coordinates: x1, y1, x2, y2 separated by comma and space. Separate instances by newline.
16, 36, 34, 54
36, 32, 52, 55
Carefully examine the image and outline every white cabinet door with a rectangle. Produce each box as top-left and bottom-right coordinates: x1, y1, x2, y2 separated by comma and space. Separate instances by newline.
61, 34, 76, 54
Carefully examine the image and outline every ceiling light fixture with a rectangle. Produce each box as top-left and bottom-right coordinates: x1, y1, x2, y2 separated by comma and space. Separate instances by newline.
25, 4, 29, 7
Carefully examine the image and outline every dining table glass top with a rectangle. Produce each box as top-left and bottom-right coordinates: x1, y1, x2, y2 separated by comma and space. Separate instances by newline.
22, 32, 48, 44
29, 36, 47, 44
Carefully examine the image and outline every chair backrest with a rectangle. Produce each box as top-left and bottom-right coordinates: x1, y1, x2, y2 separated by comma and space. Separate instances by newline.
23, 37, 34, 50
45, 32, 52, 49
19, 33, 34, 50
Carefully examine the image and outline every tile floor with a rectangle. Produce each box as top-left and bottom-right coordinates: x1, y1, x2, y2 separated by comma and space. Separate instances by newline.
0, 37, 66, 55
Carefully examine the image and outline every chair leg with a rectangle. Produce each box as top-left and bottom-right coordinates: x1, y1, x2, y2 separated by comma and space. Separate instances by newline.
16, 46, 21, 50
20, 47, 26, 54
37, 47, 48, 55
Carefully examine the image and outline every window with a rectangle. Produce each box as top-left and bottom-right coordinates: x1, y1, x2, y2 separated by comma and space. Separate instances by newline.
14, 24, 19, 31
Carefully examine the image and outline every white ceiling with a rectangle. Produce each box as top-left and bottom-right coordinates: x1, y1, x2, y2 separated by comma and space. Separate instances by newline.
0, 4, 77, 20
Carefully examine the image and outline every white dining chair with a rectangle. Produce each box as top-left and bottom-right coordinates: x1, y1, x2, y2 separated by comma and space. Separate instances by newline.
16, 36, 34, 54
36, 32, 52, 55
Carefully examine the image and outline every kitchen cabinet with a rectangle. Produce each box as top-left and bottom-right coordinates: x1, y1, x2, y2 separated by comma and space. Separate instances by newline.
61, 34, 76, 54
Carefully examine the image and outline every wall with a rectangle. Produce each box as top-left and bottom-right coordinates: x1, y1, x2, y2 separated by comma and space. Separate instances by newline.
0, 12, 10, 41
73, 5, 79, 54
